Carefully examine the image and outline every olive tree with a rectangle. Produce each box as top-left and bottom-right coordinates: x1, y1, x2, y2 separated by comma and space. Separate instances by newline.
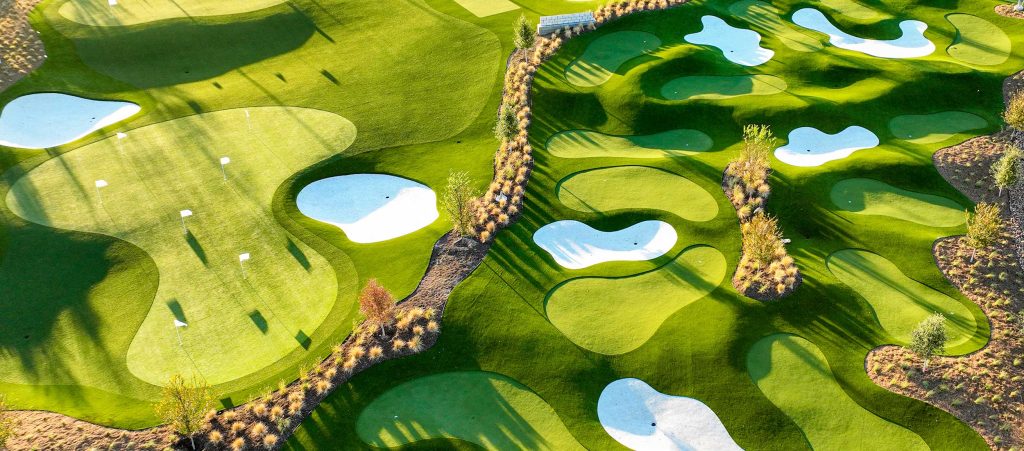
909, 314, 947, 372
156, 375, 213, 450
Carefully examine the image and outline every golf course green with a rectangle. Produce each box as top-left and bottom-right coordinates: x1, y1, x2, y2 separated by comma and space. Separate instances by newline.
546, 128, 713, 158
830, 178, 966, 227
557, 166, 719, 221
889, 111, 988, 144
946, 13, 1012, 66
564, 31, 661, 87
661, 74, 788, 100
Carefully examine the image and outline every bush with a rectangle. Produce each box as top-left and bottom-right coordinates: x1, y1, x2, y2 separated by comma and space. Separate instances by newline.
359, 279, 396, 337
0, 396, 16, 449
155, 374, 213, 450
442, 171, 480, 237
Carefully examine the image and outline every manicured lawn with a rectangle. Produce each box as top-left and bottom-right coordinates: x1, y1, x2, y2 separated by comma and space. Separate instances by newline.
564, 31, 662, 87
58, 0, 285, 27
557, 166, 719, 221
830, 178, 966, 227
547, 128, 713, 158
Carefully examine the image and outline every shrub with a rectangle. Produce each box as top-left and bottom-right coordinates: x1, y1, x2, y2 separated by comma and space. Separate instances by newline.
359, 279, 396, 337
263, 434, 279, 449
155, 374, 213, 450
230, 437, 245, 451
0, 396, 17, 449
741, 213, 784, 267
494, 106, 519, 143
368, 346, 384, 360
442, 171, 480, 237
909, 314, 948, 372
965, 203, 1002, 260
991, 146, 1020, 196
1005, 92, 1024, 131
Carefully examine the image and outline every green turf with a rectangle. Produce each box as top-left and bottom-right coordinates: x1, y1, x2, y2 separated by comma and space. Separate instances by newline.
557, 166, 719, 222
827, 249, 981, 349
830, 178, 966, 227
727, 0, 823, 53
545, 246, 726, 354
355, 371, 584, 450
455, 0, 520, 18
748, 334, 929, 451
946, 14, 1012, 66
59, 0, 285, 26
818, 0, 888, 20
546, 129, 712, 159
889, 111, 988, 144
564, 31, 661, 87
661, 74, 788, 100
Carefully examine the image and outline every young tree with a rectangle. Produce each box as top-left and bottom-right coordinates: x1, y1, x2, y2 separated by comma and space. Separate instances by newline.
992, 146, 1020, 197
156, 374, 213, 450
729, 124, 776, 189
442, 171, 479, 237
513, 14, 535, 51
0, 396, 16, 449
965, 203, 1002, 261
909, 314, 948, 372
359, 279, 395, 337
494, 106, 519, 143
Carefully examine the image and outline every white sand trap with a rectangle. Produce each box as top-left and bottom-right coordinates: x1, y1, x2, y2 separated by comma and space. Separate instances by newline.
0, 93, 140, 149
792, 8, 935, 58
684, 16, 774, 66
598, 379, 744, 451
774, 126, 879, 167
297, 174, 438, 243
534, 220, 676, 270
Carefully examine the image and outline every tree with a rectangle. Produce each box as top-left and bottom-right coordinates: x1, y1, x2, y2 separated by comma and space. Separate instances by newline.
513, 14, 535, 51
359, 279, 395, 337
909, 314, 947, 372
729, 124, 776, 189
442, 171, 479, 237
494, 106, 519, 142
0, 395, 16, 449
991, 146, 1020, 197
965, 203, 1002, 261
1007, 92, 1024, 143
156, 374, 213, 450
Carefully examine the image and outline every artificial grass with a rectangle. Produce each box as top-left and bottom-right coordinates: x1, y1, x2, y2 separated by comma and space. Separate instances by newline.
546, 128, 713, 158
7, 107, 354, 386
946, 14, 1012, 66
545, 245, 726, 354
727, 0, 822, 53
827, 249, 980, 349
889, 111, 988, 144
564, 31, 661, 87
661, 74, 788, 100
748, 334, 929, 451
454, 0, 520, 18
58, 0, 284, 26
818, 0, 888, 21
355, 371, 584, 450
830, 178, 966, 227
557, 166, 719, 222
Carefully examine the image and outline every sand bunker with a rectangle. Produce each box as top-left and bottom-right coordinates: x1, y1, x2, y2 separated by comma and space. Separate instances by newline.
297, 174, 438, 244
565, 31, 662, 87
685, 16, 774, 66
792, 8, 935, 58
0, 93, 140, 149
598, 378, 743, 451
774, 126, 879, 167
547, 129, 712, 159
661, 74, 787, 100
946, 14, 1011, 66
888, 111, 987, 144
534, 220, 677, 269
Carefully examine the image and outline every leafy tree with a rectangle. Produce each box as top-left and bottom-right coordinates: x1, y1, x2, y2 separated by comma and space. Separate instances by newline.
442, 171, 479, 237
156, 374, 213, 450
965, 203, 1002, 261
909, 314, 947, 372
359, 279, 395, 337
0, 395, 16, 449
494, 106, 519, 143
991, 146, 1020, 197
513, 14, 535, 50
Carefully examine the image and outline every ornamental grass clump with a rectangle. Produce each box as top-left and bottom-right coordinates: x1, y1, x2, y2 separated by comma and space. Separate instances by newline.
966, 203, 1003, 261
733, 213, 800, 299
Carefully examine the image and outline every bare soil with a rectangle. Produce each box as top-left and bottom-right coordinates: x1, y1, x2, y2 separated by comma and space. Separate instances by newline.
0, 0, 46, 93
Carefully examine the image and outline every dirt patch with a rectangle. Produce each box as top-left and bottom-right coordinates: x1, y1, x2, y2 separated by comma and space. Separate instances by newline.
0, 0, 46, 93
996, 4, 1024, 20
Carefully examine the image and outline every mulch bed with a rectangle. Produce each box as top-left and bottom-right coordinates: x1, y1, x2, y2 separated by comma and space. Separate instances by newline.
0, 0, 46, 93
996, 4, 1024, 20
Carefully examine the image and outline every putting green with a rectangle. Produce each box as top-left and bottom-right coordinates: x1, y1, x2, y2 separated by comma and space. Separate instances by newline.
661, 74, 788, 100
728, 0, 823, 52
827, 249, 978, 346
830, 178, 965, 227
356, 371, 584, 450
546, 129, 713, 159
6, 107, 355, 386
557, 166, 719, 222
888, 111, 988, 144
748, 334, 928, 451
946, 14, 1012, 66
565, 31, 661, 87
545, 246, 726, 355
819, 0, 886, 20
59, 0, 284, 27
454, 0, 519, 18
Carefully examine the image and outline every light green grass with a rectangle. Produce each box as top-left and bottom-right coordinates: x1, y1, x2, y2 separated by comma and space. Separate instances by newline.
7, 107, 355, 386
557, 166, 719, 222
830, 178, 966, 227
564, 31, 661, 87
827, 249, 979, 347
546, 129, 712, 159
819, 0, 887, 20
545, 246, 725, 354
59, 0, 284, 26
748, 334, 928, 451
889, 111, 988, 144
355, 371, 584, 450
455, 0, 520, 18
728, 0, 823, 52
661, 74, 788, 100
946, 14, 1012, 66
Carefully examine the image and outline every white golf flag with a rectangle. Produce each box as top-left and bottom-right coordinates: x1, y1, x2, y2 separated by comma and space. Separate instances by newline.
239, 253, 251, 262
245, 110, 250, 118
220, 157, 231, 165
173, 319, 187, 328
94, 180, 108, 188
116, 132, 127, 140
108, 0, 117, 5
180, 209, 193, 218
